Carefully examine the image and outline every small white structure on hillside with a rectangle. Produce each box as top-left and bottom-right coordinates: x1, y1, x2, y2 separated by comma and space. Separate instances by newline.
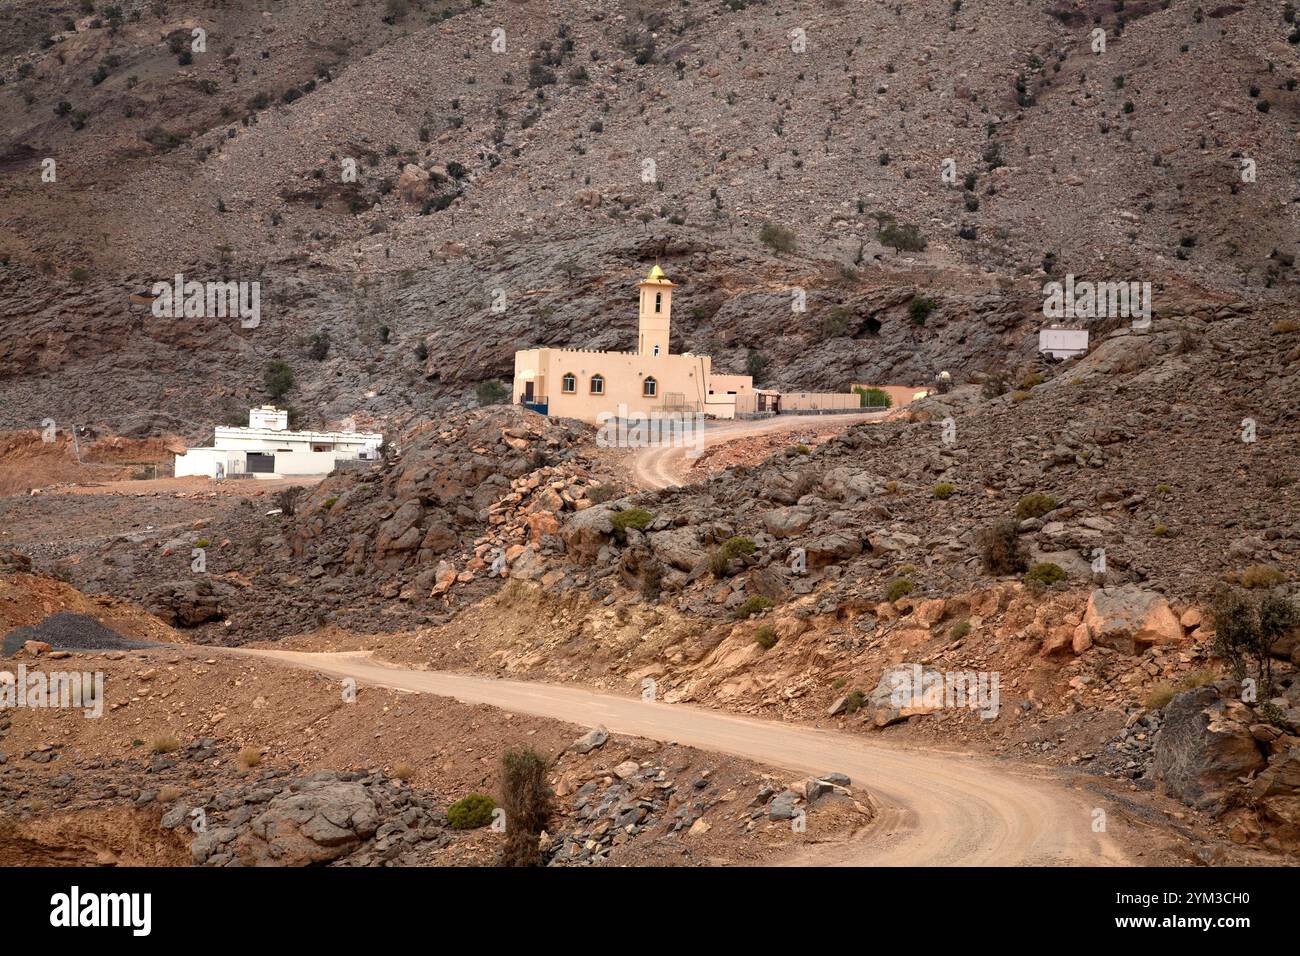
174, 406, 382, 479
1038, 325, 1090, 360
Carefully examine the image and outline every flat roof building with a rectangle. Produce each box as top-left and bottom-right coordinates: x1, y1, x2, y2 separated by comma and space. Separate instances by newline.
174, 408, 382, 479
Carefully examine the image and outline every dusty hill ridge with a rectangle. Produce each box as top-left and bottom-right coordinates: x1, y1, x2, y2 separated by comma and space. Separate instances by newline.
1, 0, 1297, 432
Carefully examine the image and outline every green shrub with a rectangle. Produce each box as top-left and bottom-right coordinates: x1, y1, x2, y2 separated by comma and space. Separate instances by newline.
842, 689, 866, 715
908, 296, 936, 325
321, 496, 339, 511
1024, 562, 1066, 586
194, 538, 210, 549
264, 360, 294, 399
854, 386, 892, 409
884, 577, 913, 602
610, 507, 653, 541
877, 217, 928, 253
735, 595, 774, 619
1015, 493, 1058, 520
950, 620, 971, 640
447, 793, 497, 830
754, 625, 778, 649
932, 482, 956, 500
585, 483, 621, 504
759, 222, 797, 253
476, 380, 509, 405
792, 444, 811, 455
721, 536, 756, 560
308, 331, 330, 361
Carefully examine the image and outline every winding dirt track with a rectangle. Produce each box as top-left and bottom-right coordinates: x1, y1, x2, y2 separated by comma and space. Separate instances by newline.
230, 648, 1130, 867
630, 413, 885, 490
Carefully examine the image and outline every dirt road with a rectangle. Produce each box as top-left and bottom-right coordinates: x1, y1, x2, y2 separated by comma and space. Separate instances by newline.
232, 648, 1131, 867
630, 413, 885, 489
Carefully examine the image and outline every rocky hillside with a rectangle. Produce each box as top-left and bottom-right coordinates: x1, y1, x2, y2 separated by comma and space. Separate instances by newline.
2, 0, 1297, 433
30, 406, 613, 640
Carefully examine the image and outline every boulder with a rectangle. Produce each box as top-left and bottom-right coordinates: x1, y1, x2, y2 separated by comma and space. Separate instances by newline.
1083, 585, 1184, 655
1251, 746, 1300, 839
1152, 686, 1266, 811
375, 500, 424, 556
865, 663, 944, 727
867, 529, 921, 553
417, 520, 458, 556
572, 726, 609, 754
147, 579, 225, 627
803, 530, 863, 567
768, 789, 801, 820
562, 504, 617, 562
747, 563, 795, 601
0, 550, 32, 574
820, 467, 881, 502
233, 777, 380, 866
761, 507, 814, 538
648, 527, 707, 572
396, 163, 431, 204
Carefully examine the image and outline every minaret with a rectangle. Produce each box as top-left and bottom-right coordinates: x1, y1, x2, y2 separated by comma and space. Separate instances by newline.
636, 264, 673, 357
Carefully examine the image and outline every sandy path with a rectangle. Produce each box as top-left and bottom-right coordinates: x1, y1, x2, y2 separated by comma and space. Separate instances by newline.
630, 413, 885, 490
228, 648, 1131, 867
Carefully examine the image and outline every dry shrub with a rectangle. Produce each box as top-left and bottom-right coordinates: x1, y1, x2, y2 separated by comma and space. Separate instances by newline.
1241, 564, 1285, 589
977, 519, 1026, 574
497, 748, 553, 867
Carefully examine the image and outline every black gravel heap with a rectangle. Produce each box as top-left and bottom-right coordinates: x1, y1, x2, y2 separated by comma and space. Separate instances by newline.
2, 612, 157, 656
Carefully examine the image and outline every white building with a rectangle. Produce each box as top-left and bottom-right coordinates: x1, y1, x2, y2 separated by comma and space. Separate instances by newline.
1038, 326, 1090, 360
174, 406, 382, 479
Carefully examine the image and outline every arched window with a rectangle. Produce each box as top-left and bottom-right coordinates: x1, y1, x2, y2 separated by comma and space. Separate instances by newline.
643, 376, 657, 397
561, 372, 576, 393
589, 374, 605, 395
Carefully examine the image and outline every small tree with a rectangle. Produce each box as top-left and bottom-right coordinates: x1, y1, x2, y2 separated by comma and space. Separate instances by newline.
264, 360, 294, 399
745, 348, 770, 382
497, 748, 553, 867
878, 219, 928, 254
1211, 589, 1299, 694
